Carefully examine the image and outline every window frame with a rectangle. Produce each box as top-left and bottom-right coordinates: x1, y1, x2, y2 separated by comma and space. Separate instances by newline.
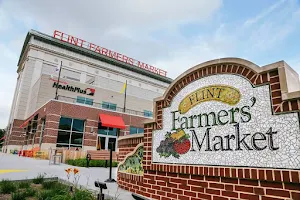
144, 110, 153, 117
102, 101, 117, 111
56, 117, 85, 148
76, 96, 94, 106
129, 126, 144, 135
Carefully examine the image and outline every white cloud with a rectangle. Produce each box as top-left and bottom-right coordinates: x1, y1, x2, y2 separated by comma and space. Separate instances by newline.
244, 0, 287, 26
0, 0, 300, 128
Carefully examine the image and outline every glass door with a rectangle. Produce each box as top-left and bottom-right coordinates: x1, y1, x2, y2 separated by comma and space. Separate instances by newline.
97, 136, 106, 150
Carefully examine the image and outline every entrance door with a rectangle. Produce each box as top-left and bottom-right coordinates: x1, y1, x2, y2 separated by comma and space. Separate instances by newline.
97, 136, 106, 150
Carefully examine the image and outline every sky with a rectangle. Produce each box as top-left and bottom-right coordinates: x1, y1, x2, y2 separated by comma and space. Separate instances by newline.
0, 0, 300, 128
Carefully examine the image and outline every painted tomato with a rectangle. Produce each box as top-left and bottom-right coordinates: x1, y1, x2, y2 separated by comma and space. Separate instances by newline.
173, 139, 191, 154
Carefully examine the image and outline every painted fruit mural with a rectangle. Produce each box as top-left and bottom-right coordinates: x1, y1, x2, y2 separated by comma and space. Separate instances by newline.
156, 129, 190, 158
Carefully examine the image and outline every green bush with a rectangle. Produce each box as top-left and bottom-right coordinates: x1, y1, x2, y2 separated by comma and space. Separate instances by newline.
37, 189, 56, 200
18, 181, 30, 189
11, 191, 25, 200
51, 194, 72, 200
72, 189, 95, 200
66, 159, 118, 167
24, 187, 36, 197
0, 179, 16, 194
42, 181, 57, 190
33, 173, 45, 184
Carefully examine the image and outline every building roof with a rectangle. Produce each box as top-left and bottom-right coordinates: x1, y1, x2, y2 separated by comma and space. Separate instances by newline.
18, 30, 173, 84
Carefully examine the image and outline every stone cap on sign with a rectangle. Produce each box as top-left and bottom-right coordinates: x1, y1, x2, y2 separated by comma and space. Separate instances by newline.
147, 57, 300, 126
155, 57, 300, 103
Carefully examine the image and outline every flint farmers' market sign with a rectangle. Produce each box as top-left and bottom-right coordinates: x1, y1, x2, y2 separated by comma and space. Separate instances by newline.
153, 74, 300, 169
53, 30, 167, 77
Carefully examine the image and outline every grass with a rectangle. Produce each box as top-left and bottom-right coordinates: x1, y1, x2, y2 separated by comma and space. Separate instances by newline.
11, 191, 25, 200
0, 179, 16, 194
0, 175, 103, 200
18, 181, 31, 189
32, 173, 45, 184
66, 158, 118, 167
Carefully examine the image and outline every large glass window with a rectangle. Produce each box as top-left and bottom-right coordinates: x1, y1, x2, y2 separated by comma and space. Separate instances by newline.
130, 126, 144, 134
102, 101, 117, 111
56, 117, 85, 148
76, 96, 94, 106
144, 110, 153, 117
98, 124, 117, 136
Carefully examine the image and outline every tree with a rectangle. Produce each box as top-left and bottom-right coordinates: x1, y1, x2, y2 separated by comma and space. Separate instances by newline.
0, 129, 5, 148
0, 129, 5, 139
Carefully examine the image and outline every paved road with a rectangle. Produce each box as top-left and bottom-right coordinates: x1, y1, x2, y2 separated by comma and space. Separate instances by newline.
0, 153, 133, 200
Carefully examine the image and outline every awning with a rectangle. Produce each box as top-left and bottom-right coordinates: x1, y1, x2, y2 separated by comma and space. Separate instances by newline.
20, 114, 35, 128
99, 114, 126, 129
0, 136, 5, 141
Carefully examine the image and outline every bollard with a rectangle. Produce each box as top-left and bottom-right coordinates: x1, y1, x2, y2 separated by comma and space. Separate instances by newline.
86, 153, 91, 168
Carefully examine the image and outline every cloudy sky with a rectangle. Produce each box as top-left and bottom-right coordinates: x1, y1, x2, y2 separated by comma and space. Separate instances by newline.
0, 0, 300, 128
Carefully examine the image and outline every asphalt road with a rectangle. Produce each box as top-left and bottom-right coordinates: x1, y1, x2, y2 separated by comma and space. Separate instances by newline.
0, 152, 133, 200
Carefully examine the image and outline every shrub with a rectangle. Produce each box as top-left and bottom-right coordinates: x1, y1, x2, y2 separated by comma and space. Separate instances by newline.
18, 181, 30, 189
24, 187, 36, 197
72, 189, 95, 200
42, 181, 57, 190
37, 190, 56, 200
51, 194, 72, 200
66, 159, 118, 167
33, 173, 45, 184
11, 191, 25, 200
0, 179, 16, 194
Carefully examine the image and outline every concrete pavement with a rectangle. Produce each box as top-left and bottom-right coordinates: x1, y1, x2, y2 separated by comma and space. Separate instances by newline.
0, 153, 134, 200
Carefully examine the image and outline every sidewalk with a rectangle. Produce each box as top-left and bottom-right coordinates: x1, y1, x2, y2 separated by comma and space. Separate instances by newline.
0, 153, 134, 200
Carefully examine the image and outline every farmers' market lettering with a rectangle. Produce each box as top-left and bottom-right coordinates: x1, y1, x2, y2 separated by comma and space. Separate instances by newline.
169, 101, 279, 153
171, 106, 251, 130
189, 124, 279, 152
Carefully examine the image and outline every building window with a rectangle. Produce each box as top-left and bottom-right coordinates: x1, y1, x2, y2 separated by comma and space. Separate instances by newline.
56, 117, 84, 148
130, 126, 144, 134
144, 110, 153, 117
102, 101, 117, 111
98, 124, 118, 136
76, 96, 93, 106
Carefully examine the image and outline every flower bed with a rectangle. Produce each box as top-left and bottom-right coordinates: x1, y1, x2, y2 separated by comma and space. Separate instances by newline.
0, 177, 96, 200
0, 169, 117, 200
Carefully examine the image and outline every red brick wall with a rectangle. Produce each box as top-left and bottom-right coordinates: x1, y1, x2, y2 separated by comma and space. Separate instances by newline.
118, 60, 300, 200
118, 135, 143, 162
119, 169, 300, 200
6, 100, 148, 149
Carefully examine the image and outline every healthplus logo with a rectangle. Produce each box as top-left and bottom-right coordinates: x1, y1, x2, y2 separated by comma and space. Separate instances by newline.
52, 82, 95, 96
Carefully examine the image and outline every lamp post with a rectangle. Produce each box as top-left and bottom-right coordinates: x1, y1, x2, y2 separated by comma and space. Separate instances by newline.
105, 142, 116, 182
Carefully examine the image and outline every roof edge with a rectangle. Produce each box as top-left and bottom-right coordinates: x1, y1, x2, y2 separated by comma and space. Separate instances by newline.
17, 30, 173, 84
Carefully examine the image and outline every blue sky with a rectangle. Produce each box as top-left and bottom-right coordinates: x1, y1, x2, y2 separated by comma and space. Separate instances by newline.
0, 0, 300, 128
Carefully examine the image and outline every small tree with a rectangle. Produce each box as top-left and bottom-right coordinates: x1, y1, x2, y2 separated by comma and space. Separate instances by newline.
0, 129, 6, 148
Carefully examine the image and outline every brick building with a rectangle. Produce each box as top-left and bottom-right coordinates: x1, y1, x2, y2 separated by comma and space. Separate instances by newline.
3, 30, 171, 153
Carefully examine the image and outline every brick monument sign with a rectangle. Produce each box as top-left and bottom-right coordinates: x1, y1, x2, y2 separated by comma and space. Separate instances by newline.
118, 58, 300, 200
